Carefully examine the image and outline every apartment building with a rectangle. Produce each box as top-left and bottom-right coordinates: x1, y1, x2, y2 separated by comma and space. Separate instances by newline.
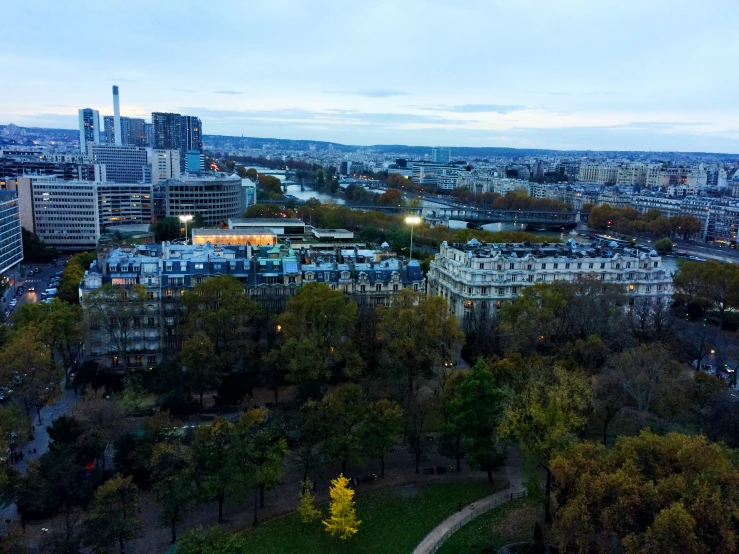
88, 144, 148, 183
0, 191, 23, 274
79, 241, 425, 369
578, 163, 619, 184
427, 238, 673, 322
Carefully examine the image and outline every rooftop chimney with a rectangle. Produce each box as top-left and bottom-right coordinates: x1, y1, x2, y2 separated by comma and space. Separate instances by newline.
112, 85, 122, 145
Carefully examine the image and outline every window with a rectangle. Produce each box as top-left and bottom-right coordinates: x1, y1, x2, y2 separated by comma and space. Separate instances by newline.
468, 287, 473, 294
577, 263, 582, 269
413, 283, 419, 291
527, 264, 532, 270
133, 316, 141, 326
600, 263, 605, 269
588, 263, 594, 269
147, 317, 155, 327
565, 263, 570, 269
393, 284, 399, 292
653, 261, 658, 267
360, 285, 366, 292
509, 263, 515, 270
112, 356, 119, 367
497, 265, 502, 271
629, 284, 635, 291
541, 263, 546, 269
194, 263, 203, 270
528, 275, 534, 282
376, 283, 382, 292
615, 263, 620, 269
481, 287, 487, 294
147, 356, 157, 366
512, 287, 518, 294
616, 274, 622, 281
646, 286, 651, 292
626, 262, 631, 268
553, 263, 558, 269
479, 263, 484, 269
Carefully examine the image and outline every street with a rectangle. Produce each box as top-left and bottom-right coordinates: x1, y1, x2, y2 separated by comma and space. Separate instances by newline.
1, 258, 70, 319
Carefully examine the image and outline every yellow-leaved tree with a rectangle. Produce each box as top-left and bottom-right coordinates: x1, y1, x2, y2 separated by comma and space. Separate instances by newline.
322, 474, 360, 540
298, 478, 321, 523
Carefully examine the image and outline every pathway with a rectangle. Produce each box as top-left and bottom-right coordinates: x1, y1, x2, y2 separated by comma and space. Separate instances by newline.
411, 446, 526, 554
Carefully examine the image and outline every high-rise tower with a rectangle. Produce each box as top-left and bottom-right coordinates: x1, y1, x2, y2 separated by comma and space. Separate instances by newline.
112, 85, 122, 145
78, 108, 100, 154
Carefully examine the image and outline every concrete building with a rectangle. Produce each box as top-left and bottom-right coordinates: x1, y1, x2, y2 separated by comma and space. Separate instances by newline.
78, 108, 100, 154
16, 176, 152, 248
432, 147, 451, 164
161, 174, 247, 226
0, 191, 23, 274
152, 112, 201, 171
151, 149, 181, 185
186, 150, 204, 172
89, 144, 148, 183
79, 241, 425, 369
428, 238, 673, 322
578, 163, 619, 184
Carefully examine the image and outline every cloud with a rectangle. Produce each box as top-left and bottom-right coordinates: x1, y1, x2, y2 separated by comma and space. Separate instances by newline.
328, 89, 410, 98
214, 90, 243, 95
417, 104, 525, 114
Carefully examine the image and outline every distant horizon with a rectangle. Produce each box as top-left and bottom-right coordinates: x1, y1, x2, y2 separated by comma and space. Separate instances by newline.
2, 122, 739, 157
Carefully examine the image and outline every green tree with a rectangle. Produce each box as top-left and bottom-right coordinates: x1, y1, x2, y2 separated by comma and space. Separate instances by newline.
674, 261, 739, 327
0, 324, 61, 423
451, 359, 508, 482
151, 442, 195, 543
177, 526, 246, 554
21, 227, 58, 262
84, 474, 143, 554
191, 417, 234, 523
360, 399, 403, 478
551, 430, 739, 554
320, 384, 367, 475
58, 251, 96, 304
654, 237, 673, 252
501, 364, 592, 523
245, 167, 258, 181
323, 474, 361, 540
244, 203, 284, 218
379, 188, 405, 206
182, 275, 260, 372
151, 217, 183, 242
298, 478, 321, 523
179, 332, 220, 407
272, 283, 360, 383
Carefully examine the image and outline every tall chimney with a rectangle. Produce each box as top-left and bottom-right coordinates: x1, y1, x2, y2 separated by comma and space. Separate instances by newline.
112, 85, 122, 145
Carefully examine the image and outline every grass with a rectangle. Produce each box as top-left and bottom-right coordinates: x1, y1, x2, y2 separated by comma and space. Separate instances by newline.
436, 498, 538, 554
236, 481, 504, 554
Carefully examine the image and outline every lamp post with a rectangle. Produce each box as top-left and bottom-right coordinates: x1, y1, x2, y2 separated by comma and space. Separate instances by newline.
179, 214, 193, 245
405, 215, 422, 262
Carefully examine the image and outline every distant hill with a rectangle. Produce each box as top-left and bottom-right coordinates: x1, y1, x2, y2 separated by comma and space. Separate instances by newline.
2, 124, 738, 160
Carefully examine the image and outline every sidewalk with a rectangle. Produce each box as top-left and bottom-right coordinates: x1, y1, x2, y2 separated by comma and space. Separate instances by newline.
411, 446, 526, 554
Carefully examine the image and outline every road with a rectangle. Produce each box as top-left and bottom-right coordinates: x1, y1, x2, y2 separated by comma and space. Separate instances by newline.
1, 257, 79, 524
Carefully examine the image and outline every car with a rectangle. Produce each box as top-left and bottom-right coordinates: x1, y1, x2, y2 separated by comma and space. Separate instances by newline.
28, 286, 35, 292
34, 267, 39, 273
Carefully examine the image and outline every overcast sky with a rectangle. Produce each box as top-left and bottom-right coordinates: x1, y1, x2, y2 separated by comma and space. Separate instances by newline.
2, 0, 739, 152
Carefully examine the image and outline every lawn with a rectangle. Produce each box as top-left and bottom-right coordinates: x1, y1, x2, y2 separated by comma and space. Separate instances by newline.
436, 498, 539, 554
236, 481, 504, 554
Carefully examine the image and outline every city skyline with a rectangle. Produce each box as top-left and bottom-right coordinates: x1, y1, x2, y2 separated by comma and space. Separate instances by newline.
3, 1, 739, 152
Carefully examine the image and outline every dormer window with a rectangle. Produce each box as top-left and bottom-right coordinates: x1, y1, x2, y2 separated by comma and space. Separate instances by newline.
120, 266, 128, 272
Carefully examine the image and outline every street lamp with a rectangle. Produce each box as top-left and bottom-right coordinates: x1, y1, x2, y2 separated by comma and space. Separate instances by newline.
179, 215, 193, 245
405, 216, 422, 262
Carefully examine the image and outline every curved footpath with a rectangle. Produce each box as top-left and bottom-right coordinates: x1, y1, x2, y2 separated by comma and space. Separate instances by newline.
411, 446, 526, 554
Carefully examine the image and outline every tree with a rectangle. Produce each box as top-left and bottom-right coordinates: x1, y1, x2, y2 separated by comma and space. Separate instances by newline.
320, 384, 367, 475
654, 237, 673, 252
379, 188, 405, 207
150, 442, 195, 543
501, 364, 592, 523
182, 275, 260, 372
0, 324, 61, 423
437, 370, 467, 471
70, 390, 128, 472
245, 167, 258, 181
83, 284, 146, 372
58, 252, 96, 304
177, 526, 246, 554
244, 203, 283, 218
191, 417, 234, 523
298, 478, 321, 523
674, 261, 739, 327
179, 332, 220, 407
360, 399, 403, 477
551, 430, 739, 554
257, 174, 283, 195
272, 283, 360, 383
151, 217, 183, 242
21, 227, 58, 262
84, 474, 143, 554
323, 474, 361, 540
451, 359, 508, 482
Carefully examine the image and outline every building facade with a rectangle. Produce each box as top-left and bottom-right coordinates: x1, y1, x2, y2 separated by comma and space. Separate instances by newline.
428, 238, 673, 322
16, 176, 153, 248
89, 145, 148, 183
79, 242, 425, 369
78, 108, 100, 154
0, 191, 23, 274
151, 149, 181, 185
161, 175, 248, 225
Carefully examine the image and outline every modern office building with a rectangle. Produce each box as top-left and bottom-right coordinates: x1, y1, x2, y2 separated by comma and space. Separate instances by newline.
16, 176, 153, 248
89, 144, 148, 183
152, 112, 202, 171
78, 108, 100, 154
161, 174, 248, 226
428, 238, 673, 322
151, 150, 181, 185
103, 116, 147, 146
186, 150, 205, 172
79, 241, 425, 369
0, 191, 23, 274
431, 147, 451, 164
183, 116, 202, 152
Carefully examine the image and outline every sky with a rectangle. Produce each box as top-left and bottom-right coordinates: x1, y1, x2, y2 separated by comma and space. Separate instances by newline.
2, 0, 739, 152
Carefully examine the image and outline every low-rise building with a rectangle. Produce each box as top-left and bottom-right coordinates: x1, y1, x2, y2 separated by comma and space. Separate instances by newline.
427, 238, 673, 322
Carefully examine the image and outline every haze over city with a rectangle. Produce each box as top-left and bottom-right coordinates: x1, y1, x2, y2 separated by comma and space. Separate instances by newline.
3, 0, 739, 152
